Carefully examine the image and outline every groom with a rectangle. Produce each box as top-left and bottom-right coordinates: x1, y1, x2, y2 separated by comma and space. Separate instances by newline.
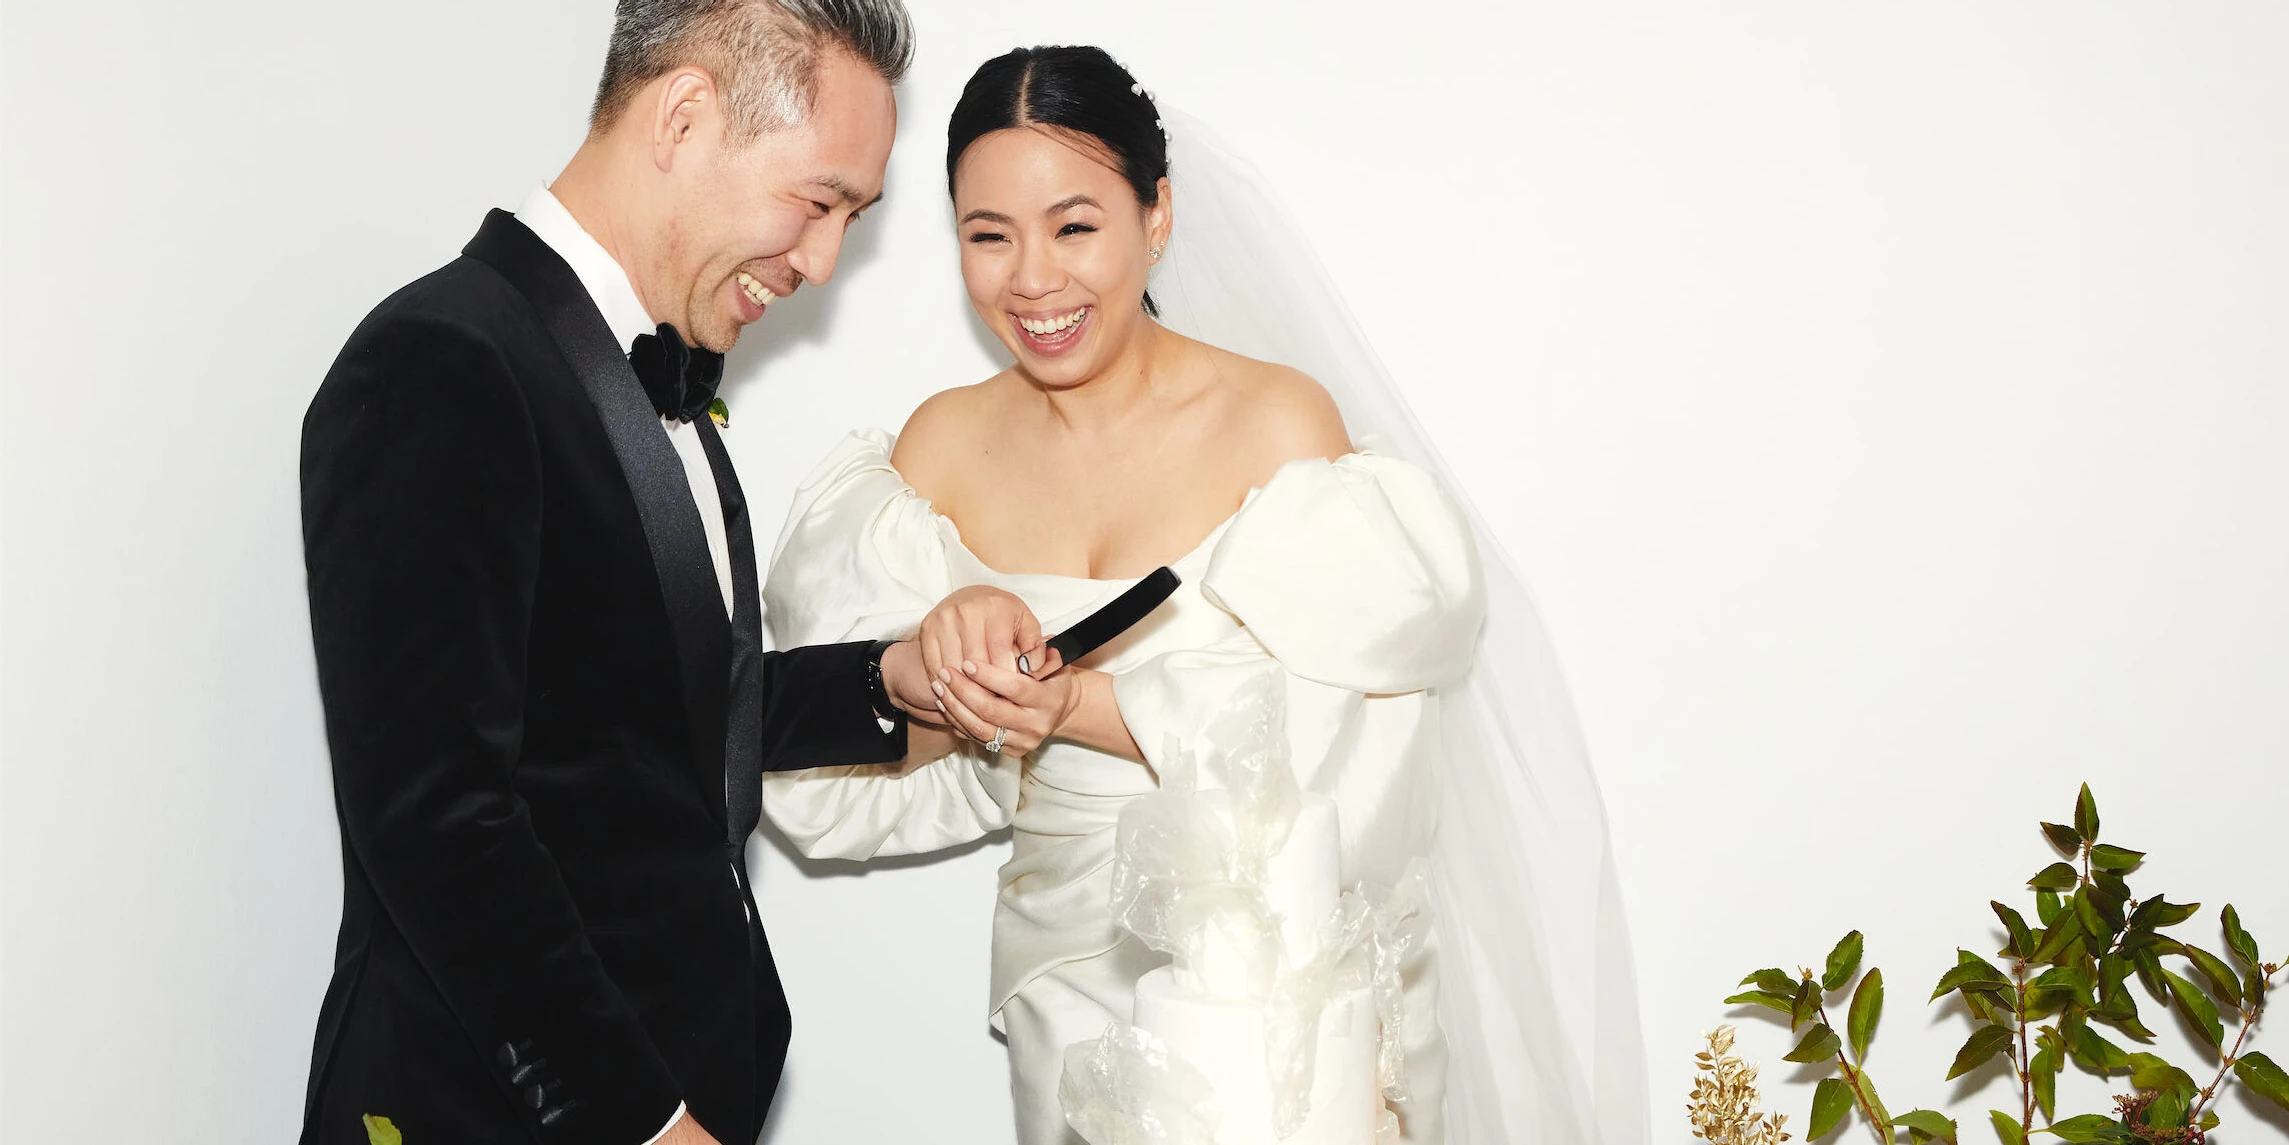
295, 3, 997, 1144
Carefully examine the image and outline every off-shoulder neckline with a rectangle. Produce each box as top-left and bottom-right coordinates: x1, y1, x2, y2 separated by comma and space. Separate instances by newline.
856, 430, 1373, 585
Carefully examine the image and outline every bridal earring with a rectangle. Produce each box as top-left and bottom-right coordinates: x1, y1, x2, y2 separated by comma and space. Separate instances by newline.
1149, 242, 1165, 261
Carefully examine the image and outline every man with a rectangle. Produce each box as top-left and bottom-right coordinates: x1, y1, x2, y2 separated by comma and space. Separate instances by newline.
297, 4, 1019, 1143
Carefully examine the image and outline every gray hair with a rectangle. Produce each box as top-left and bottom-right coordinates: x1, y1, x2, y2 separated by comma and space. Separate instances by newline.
591, 0, 915, 141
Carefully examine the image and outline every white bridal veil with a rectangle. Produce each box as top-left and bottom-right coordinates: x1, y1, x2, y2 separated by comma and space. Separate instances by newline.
1147, 110, 1650, 1145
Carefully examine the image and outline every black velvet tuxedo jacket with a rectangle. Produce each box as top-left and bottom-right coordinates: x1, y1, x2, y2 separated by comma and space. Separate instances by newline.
298, 211, 904, 1145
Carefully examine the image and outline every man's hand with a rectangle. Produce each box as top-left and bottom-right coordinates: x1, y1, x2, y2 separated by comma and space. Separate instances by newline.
914, 586, 1051, 688
658, 1109, 724, 1145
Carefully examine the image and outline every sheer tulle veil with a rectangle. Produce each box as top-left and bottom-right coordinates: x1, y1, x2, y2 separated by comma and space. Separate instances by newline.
1147, 109, 1650, 1145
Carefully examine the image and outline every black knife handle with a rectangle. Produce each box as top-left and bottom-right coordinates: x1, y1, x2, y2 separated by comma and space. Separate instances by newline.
1044, 567, 1182, 666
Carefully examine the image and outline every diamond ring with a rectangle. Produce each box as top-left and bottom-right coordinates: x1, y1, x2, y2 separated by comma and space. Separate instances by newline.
984, 727, 1009, 754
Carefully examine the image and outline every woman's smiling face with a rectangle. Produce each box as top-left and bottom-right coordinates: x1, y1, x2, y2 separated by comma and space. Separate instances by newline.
952, 125, 1171, 388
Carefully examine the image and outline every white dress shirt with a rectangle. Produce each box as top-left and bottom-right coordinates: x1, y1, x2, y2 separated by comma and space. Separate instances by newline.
516, 185, 713, 1145
518, 185, 736, 620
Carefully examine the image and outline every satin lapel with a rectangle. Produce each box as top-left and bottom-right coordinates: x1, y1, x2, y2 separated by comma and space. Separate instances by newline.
463, 210, 732, 833
693, 417, 765, 839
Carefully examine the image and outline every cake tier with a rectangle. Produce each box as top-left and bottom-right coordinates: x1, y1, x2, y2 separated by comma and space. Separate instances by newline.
1133, 966, 1379, 1145
1195, 791, 1343, 970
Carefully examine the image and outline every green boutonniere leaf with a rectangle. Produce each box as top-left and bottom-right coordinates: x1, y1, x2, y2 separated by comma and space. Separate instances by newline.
363, 1113, 403, 1145
708, 397, 730, 429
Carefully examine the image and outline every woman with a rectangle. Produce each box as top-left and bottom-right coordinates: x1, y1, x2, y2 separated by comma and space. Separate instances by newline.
763, 47, 1645, 1145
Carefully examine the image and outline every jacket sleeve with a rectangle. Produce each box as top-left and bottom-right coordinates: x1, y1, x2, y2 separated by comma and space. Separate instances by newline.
302, 315, 681, 1145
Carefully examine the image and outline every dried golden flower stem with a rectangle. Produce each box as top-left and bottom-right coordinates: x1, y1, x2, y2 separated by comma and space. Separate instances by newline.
1689, 1026, 1794, 1145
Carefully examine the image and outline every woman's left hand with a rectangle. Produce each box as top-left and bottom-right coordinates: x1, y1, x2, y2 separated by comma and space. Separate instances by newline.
930, 653, 1074, 757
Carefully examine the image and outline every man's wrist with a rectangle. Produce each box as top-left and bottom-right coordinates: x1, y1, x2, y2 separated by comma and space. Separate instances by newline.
863, 639, 907, 723
874, 639, 924, 718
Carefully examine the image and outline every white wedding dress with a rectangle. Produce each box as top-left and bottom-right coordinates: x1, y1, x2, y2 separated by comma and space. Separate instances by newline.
762, 111, 1647, 1145
763, 431, 1476, 1145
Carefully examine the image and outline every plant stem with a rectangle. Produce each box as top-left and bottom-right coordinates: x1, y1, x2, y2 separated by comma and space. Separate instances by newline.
2189, 966, 2277, 1125
2014, 959, 2034, 1133
1814, 990, 1889, 1145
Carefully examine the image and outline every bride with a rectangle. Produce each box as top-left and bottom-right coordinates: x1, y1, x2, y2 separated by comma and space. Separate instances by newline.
762, 46, 1647, 1145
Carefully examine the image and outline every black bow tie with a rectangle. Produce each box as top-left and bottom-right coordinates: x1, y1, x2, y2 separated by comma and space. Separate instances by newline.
627, 323, 724, 424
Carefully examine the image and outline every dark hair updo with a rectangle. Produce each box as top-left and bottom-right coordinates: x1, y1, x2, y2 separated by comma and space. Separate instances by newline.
946, 45, 1170, 315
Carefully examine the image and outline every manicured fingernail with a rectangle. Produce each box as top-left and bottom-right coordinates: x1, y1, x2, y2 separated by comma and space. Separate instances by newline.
932, 682, 946, 696
938, 668, 952, 683
963, 660, 978, 675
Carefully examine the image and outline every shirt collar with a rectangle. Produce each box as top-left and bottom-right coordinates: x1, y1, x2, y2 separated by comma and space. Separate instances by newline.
515, 185, 656, 354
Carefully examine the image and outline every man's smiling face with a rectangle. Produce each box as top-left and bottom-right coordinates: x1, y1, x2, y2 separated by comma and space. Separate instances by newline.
661, 48, 896, 352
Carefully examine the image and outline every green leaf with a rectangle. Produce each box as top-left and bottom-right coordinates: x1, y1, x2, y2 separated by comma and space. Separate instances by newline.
1948, 1023, 2014, 1080
2235, 1051, 2289, 1112
1849, 968, 1885, 1062
2129, 895, 2200, 930
2028, 863, 2080, 891
2199, 1110, 2220, 1131
2149, 1085, 2187, 1131
1991, 1109, 2027, 1145
1794, 976, 1824, 1029
1933, 955, 2011, 1001
2035, 889, 2064, 926
1810, 1077, 1855, 1140
2074, 783, 2099, 841
2069, 1024, 2131, 1072
1858, 1068, 1898, 1145
2181, 944, 2244, 1008
1724, 989, 1795, 1016
2161, 968, 2224, 1048
1993, 902, 2035, 959
706, 396, 730, 428
1787, 1023, 1844, 1063
1892, 1110, 1957, 1143
2041, 1114, 2132, 1143
2031, 1040, 2059, 1121
2031, 912, 2083, 964
2126, 1052, 2198, 1098
1825, 930, 1865, 992
2074, 887, 2110, 943
1743, 967, 1797, 994
2040, 821, 2082, 854
2222, 904, 2260, 968
2088, 844, 2143, 872
363, 1115, 403, 1145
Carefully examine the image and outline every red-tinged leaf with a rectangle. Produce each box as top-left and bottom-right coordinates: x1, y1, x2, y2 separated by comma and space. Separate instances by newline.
2181, 944, 2243, 1009
1947, 1024, 2013, 1080
2161, 968, 2224, 1048
2028, 863, 2079, 891
2074, 783, 2099, 841
2089, 844, 2142, 872
1993, 902, 2035, 959
2040, 821, 2082, 854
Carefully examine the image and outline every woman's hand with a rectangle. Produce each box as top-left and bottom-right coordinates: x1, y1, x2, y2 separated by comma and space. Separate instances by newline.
915, 586, 1053, 688
929, 654, 1076, 758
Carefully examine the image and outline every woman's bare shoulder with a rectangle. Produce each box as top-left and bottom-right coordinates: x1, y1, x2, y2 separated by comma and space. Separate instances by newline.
1197, 346, 1352, 479
890, 373, 1015, 495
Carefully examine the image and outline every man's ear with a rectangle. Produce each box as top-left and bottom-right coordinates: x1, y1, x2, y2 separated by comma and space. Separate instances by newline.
649, 68, 719, 173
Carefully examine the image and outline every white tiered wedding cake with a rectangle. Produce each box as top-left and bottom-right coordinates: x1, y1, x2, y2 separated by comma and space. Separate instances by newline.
1060, 675, 1411, 1145
1128, 793, 1382, 1145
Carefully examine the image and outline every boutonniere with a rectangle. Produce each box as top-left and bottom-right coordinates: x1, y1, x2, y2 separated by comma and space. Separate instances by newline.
363, 1114, 402, 1145
708, 397, 730, 429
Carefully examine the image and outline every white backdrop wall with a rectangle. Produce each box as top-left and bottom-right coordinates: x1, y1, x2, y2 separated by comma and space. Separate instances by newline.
4, 3, 2286, 1143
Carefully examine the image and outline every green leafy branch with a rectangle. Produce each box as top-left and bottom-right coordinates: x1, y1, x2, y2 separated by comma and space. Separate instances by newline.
1719, 785, 2285, 1145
